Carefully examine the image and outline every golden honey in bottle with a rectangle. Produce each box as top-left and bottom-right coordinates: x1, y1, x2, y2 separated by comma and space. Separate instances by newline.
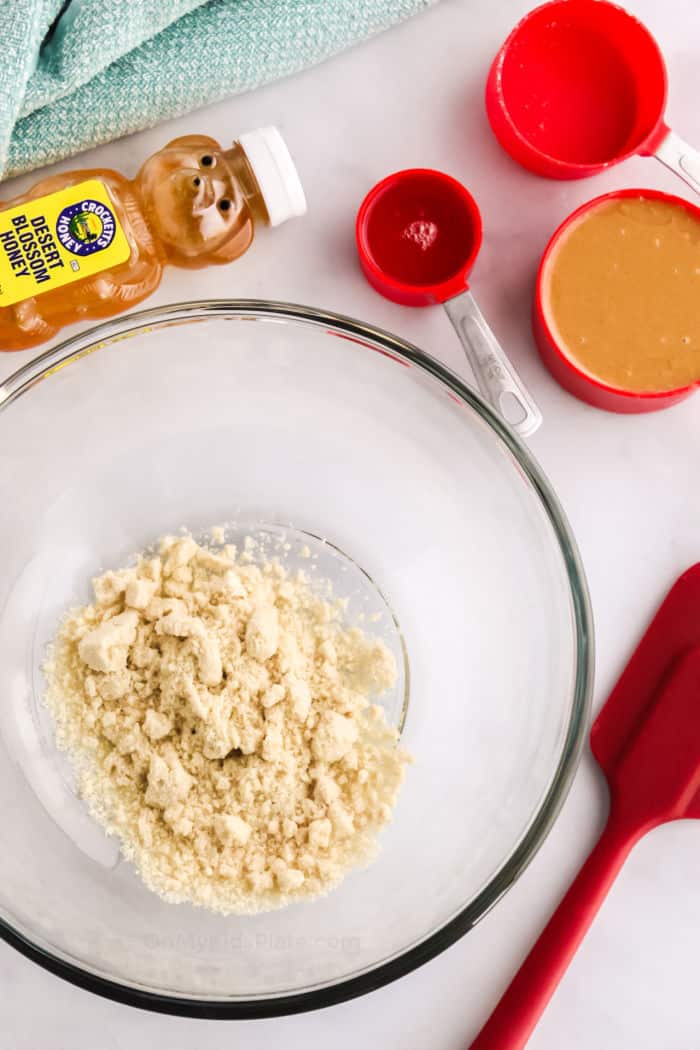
0, 127, 306, 350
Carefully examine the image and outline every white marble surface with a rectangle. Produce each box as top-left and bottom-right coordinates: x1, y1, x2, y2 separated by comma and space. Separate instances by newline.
2, 0, 700, 1045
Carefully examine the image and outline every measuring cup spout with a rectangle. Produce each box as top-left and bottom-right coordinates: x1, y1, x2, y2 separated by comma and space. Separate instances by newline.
652, 128, 700, 197
443, 291, 542, 438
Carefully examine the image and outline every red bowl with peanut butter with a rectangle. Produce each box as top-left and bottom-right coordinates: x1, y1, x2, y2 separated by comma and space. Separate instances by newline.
534, 188, 700, 412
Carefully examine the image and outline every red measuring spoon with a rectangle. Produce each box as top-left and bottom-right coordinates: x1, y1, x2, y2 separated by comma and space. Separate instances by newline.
470, 565, 700, 1050
356, 170, 542, 438
486, 0, 700, 196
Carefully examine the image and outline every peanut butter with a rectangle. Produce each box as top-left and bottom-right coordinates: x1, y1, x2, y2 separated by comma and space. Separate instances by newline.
542, 196, 700, 392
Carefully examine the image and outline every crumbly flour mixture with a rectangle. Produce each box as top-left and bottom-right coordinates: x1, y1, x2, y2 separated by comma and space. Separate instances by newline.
44, 533, 410, 913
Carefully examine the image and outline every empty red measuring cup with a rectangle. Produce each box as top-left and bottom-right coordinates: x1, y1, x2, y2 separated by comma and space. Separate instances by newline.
470, 564, 700, 1050
356, 169, 542, 438
486, 0, 700, 195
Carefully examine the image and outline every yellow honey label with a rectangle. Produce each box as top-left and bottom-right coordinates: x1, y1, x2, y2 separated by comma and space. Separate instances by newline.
0, 179, 131, 307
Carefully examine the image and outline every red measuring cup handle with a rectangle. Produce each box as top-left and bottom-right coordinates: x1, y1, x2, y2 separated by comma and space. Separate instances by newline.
469, 814, 640, 1050
648, 126, 700, 198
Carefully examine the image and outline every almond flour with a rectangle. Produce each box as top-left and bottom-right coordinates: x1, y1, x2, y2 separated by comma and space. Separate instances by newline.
43, 534, 410, 913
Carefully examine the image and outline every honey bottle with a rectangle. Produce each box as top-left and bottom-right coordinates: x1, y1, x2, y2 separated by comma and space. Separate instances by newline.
0, 127, 306, 351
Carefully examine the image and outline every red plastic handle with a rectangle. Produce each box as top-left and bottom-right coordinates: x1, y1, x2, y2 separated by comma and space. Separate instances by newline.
469, 817, 637, 1050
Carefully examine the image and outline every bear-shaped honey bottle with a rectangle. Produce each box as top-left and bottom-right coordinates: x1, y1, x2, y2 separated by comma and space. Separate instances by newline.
0, 127, 305, 350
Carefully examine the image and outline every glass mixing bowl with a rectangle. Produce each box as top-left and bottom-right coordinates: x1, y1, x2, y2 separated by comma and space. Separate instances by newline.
0, 301, 592, 1017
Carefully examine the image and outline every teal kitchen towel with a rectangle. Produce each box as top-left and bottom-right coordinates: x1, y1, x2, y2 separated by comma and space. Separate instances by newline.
1, 0, 435, 180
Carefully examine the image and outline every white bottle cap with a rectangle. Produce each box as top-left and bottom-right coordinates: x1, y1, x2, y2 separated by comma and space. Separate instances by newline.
238, 126, 307, 227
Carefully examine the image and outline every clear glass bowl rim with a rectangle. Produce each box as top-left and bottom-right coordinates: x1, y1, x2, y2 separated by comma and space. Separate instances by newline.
0, 299, 594, 1018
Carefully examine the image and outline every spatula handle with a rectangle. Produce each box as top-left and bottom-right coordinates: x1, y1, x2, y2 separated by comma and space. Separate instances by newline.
469, 818, 636, 1050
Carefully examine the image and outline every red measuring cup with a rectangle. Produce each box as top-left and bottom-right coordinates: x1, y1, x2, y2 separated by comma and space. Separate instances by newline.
534, 187, 700, 413
486, 0, 700, 195
356, 170, 542, 438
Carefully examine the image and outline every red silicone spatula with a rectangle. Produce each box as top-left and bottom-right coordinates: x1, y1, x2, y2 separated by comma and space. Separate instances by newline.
470, 564, 700, 1050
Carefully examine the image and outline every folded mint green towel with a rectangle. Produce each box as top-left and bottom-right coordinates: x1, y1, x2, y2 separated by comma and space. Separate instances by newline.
1, 0, 434, 180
